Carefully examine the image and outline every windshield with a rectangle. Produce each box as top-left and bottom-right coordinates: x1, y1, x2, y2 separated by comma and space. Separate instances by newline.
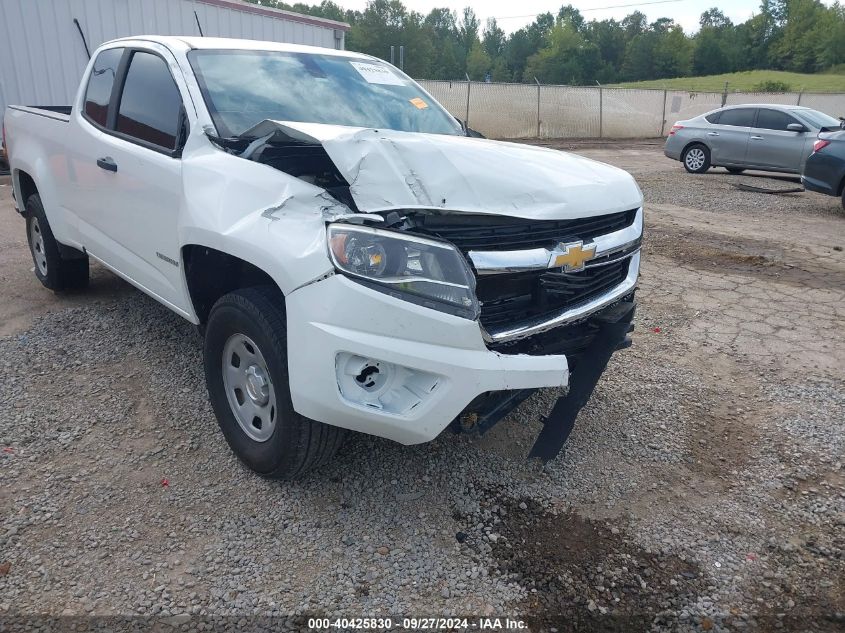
795, 109, 841, 129
188, 50, 463, 138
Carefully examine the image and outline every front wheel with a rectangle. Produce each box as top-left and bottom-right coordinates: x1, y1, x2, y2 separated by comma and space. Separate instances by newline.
203, 286, 345, 479
682, 144, 711, 174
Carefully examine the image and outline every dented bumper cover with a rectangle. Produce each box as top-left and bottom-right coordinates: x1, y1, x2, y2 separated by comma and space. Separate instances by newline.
285, 274, 570, 445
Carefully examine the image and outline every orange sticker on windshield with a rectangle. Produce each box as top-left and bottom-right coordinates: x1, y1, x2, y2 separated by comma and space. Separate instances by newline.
409, 97, 429, 110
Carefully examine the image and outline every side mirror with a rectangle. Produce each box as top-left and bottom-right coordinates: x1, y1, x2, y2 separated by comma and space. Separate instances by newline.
786, 123, 806, 132
455, 117, 486, 138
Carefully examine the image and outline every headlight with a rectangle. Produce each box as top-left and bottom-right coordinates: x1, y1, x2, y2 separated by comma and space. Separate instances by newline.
327, 224, 479, 319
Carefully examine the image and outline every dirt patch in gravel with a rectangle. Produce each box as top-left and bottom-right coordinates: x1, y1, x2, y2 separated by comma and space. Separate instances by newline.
488, 500, 703, 632
644, 226, 845, 291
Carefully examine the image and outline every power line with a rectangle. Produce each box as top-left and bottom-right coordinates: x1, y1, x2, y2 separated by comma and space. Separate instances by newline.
494, 0, 686, 21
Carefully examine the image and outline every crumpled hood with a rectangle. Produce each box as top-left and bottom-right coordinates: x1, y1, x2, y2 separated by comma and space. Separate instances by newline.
244, 120, 643, 220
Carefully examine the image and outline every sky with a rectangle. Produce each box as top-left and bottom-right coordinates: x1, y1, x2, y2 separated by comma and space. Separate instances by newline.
337, 0, 765, 35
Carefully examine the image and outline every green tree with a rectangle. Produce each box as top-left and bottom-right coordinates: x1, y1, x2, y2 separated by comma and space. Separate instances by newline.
584, 19, 626, 81
482, 18, 506, 59
245, 0, 845, 82
557, 5, 586, 32
466, 40, 491, 80
693, 27, 730, 75
490, 57, 510, 82
622, 32, 656, 80
525, 21, 600, 84
653, 24, 692, 78
459, 7, 481, 53
699, 7, 733, 29
774, 0, 831, 71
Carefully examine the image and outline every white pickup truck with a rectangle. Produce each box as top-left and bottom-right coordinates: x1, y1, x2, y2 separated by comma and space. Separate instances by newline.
3, 36, 643, 478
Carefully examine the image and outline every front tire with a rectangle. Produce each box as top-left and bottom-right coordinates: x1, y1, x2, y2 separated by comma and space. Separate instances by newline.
682, 144, 711, 174
203, 286, 345, 479
25, 194, 89, 291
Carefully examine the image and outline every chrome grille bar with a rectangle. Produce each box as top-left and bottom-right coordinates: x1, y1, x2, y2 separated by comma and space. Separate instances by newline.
469, 207, 643, 275
482, 252, 640, 343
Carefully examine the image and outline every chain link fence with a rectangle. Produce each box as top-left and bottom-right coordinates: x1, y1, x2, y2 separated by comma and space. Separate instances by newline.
417, 79, 845, 139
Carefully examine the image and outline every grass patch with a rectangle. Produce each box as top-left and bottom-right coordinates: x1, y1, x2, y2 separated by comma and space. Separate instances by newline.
611, 70, 845, 92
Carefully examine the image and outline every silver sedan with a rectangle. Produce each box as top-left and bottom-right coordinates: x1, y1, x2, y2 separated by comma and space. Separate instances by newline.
664, 104, 842, 174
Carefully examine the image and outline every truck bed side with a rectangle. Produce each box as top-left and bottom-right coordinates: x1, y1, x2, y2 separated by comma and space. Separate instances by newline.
4, 105, 77, 245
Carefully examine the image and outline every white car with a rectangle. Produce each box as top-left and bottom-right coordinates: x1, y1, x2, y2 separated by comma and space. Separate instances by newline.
3, 36, 643, 478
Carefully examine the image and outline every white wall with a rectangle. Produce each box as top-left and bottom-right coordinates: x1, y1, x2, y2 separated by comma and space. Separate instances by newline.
418, 80, 845, 139
0, 0, 346, 112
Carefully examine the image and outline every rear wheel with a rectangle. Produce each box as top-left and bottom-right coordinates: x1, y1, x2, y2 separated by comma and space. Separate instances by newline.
25, 194, 89, 291
726, 167, 745, 174
203, 286, 345, 479
682, 144, 711, 174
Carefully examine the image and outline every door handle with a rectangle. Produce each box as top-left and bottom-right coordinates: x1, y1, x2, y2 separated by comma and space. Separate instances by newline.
96, 157, 118, 172
707, 132, 719, 136
750, 136, 764, 140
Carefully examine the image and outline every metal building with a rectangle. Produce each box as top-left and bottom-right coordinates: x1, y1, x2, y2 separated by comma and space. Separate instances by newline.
0, 0, 349, 113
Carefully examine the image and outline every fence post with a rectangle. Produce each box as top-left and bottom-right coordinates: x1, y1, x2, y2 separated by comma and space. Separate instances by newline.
534, 77, 541, 138
796, 90, 803, 105
598, 86, 603, 139
721, 81, 729, 107
660, 89, 668, 136
465, 73, 471, 129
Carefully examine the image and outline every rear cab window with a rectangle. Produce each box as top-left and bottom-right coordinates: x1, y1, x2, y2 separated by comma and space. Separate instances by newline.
717, 108, 756, 127
115, 51, 184, 151
83, 48, 123, 127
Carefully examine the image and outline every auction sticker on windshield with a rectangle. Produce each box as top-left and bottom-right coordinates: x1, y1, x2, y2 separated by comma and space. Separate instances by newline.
350, 61, 406, 86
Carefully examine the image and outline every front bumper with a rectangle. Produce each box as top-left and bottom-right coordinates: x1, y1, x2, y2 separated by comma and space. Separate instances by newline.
285, 274, 570, 445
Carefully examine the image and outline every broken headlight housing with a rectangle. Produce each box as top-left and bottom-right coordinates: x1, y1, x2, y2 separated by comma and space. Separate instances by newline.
327, 224, 479, 319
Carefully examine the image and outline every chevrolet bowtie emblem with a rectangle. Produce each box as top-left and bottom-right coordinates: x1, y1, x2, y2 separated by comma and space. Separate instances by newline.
550, 240, 597, 272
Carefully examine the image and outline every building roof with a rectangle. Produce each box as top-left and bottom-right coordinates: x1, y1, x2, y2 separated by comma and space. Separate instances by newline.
197, 0, 350, 31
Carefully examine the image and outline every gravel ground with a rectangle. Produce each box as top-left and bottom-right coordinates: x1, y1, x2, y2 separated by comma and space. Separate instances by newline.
1, 144, 843, 632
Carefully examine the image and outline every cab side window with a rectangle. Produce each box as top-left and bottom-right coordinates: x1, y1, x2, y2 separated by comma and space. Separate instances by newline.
115, 51, 183, 151
83, 48, 123, 127
755, 109, 798, 131
718, 108, 755, 127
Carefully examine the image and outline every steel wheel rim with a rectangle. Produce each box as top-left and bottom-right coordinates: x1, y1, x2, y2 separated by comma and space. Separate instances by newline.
30, 218, 48, 276
686, 148, 705, 170
222, 333, 277, 442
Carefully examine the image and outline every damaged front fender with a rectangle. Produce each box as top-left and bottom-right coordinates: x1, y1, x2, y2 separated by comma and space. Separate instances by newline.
179, 138, 352, 295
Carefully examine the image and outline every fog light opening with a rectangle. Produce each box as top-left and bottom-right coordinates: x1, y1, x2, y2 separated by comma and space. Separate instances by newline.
336, 353, 442, 416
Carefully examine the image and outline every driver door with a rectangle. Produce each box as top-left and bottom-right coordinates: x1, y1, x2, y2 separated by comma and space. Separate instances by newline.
74, 45, 191, 316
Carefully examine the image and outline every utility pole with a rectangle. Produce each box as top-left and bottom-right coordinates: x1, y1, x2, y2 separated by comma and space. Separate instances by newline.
534, 77, 541, 138
390, 45, 395, 65
399, 45, 404, 71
